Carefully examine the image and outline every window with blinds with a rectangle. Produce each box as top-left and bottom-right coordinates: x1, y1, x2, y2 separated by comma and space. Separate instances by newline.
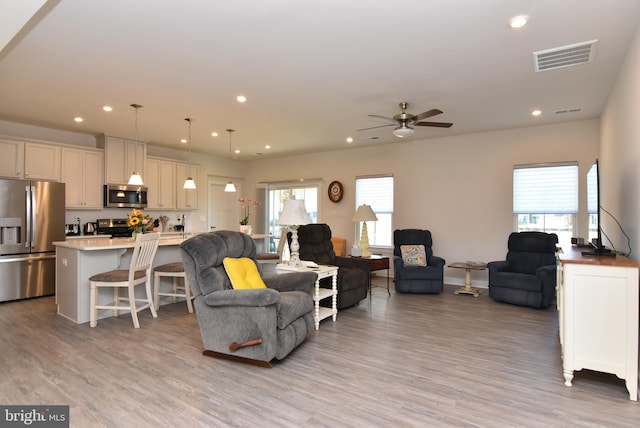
513, 162, 578, 241
355, 175, 394, 247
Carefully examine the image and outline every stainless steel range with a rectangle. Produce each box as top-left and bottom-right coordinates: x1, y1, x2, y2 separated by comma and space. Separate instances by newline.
96, 219, 132, 238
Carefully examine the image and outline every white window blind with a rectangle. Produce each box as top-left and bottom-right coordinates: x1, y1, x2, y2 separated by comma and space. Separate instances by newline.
513, 163, 578, 214
355, 175, 394, 213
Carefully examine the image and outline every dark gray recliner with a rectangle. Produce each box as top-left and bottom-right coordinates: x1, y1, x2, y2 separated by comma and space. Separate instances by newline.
294, 224, 370, 309
180, 230, 317, 367
393, 229, 446, 293
487, 231, 558, 309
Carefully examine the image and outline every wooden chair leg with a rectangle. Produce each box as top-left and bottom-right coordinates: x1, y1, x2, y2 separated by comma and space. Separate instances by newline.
184, 276, 193, 313
129, 284, 140, 328
146, 279, 157, 318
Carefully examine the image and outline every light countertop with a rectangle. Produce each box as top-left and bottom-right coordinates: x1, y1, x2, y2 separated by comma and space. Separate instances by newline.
53, 235, 188, 251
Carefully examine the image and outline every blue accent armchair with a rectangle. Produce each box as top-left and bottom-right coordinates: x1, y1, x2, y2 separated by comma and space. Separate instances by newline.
393, 229, 445, 293
487, 231, 558, 309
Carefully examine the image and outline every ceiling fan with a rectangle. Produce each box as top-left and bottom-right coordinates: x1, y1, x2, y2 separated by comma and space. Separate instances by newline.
358, 102, 453, 138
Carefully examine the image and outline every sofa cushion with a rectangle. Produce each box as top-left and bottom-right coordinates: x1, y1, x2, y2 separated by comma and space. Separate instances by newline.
400, 245, 427, 266
223, 257, 267, 290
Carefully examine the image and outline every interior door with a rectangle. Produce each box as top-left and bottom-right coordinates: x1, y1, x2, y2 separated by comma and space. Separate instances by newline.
208, 179, 241, 232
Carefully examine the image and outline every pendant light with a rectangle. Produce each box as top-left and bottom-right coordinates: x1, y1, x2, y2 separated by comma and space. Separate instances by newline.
224, 128, 236, 192
128, 103, 144, 185
183, 118, 196, 189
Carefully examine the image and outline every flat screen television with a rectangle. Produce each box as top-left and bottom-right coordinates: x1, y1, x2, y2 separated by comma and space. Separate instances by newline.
582, 159, 615, 257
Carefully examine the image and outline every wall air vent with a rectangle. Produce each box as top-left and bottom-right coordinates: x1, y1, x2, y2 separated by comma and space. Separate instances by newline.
533, 40, 598, 72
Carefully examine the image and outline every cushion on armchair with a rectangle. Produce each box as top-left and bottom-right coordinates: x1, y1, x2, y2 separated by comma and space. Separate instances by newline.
223, 257, 267, 289
400, 245, 427, 266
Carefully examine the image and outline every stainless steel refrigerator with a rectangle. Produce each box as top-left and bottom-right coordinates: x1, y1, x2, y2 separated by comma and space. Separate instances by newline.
0, 179, 65, 302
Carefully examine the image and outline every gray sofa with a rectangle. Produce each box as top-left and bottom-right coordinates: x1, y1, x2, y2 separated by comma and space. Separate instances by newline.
180, 230, 317, 367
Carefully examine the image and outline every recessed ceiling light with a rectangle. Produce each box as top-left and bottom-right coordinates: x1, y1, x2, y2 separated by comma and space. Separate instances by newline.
180, 138, 188, 144
509, 15, 528, 29
234, 149, 240, 154
531, 109, 542, 117
346, 137, 353, 143
102, 105, 113, 112
264, 145, 271, 149
236, 95, 247, 103
73, 116, 84, 123
211, 132, 218, 137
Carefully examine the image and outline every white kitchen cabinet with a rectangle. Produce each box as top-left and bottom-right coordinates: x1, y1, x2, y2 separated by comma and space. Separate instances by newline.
0, 139, 24, 178
557, 246, 640, 401
24, 142, 61, 181
61, 147, 104, 209
97, 135, 146, 185
0, 139, 61, 181
146, 157, 176, 210
176, 161, 199, 210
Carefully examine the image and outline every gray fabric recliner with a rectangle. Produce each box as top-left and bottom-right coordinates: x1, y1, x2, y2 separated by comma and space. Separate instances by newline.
487, 231, 558, 309
180, 230, 317, 367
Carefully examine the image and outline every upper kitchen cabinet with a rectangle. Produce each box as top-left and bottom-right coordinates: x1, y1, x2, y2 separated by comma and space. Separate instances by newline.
146, 157, 176, 210
176, 161, 199, 210
97, 135, 146, 185
0, 139, 61, 181
61, 147, 104, 209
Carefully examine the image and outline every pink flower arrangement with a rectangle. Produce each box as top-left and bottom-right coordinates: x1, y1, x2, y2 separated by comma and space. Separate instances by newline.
238, 198, 261, 225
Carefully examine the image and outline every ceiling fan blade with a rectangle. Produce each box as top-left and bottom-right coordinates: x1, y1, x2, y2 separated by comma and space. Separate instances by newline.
414, 121, 453, 128
368, 114, 396, 123
357, 124, 394, 131
414, 109, 443, 122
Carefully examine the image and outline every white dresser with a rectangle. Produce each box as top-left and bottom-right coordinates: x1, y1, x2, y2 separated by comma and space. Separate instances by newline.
557, 246, 639, 400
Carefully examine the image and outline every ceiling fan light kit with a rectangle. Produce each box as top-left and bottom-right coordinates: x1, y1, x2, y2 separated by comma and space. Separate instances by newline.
393, 125, 414, 138
359, 101, 453, 138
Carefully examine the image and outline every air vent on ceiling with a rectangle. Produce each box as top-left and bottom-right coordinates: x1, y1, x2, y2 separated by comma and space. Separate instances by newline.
533, 40, 598, 72
554, 107, 583, 115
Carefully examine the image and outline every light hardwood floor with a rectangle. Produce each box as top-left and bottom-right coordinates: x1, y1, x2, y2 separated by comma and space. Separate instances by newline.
1, 277, 639, 427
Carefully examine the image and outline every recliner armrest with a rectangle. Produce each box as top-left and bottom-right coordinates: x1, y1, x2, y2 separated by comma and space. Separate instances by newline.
429, 255, 445, 268
202, 288, 280, 307
487, 260, 510, 274
263, 271, 316, 295
333, 256, 371, 271
536, 264, 557, 282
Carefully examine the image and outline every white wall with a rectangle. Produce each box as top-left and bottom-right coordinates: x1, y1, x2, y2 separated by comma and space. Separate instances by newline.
600, 24, 640, 261
244, 119, 599, 286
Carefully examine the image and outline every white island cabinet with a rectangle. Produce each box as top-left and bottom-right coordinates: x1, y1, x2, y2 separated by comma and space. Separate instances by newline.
54, 237, 186, 324
557, 246, 640, 400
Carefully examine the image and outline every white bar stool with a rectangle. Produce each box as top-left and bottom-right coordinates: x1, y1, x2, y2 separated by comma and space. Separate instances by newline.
89, 233, 160, 328
153, 262, 193, 313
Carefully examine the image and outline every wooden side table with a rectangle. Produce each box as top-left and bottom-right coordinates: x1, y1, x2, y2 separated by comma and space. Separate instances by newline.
352, 255, 390, 295
447, 262, 486, 297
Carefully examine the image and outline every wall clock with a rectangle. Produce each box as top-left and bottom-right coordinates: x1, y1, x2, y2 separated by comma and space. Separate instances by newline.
328, 180, 344, 203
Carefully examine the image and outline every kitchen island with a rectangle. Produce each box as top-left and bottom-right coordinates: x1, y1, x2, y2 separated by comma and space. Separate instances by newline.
53, 235, 188, 324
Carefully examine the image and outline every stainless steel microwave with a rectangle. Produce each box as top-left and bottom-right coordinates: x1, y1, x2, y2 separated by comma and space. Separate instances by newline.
104, 184, 148, 208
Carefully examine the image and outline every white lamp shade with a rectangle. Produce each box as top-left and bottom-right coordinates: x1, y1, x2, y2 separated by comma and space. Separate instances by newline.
278, 199, 311, 225
183, 177, 196, 189
224, 182, 236, 192
128, 172, 144, 185
352, 204, 378, 222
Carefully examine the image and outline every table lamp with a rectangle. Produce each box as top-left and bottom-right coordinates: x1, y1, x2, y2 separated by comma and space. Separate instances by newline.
278, 199, 311, 266
352, 204, 378, 257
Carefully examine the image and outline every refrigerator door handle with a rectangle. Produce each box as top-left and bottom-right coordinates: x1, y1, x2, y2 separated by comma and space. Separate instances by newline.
30, 185, 36, 248
25, 185, 36, 248
25, 186, 31, 248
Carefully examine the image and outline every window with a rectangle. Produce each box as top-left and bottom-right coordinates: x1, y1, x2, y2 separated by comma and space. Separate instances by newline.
513, 162, 578, 242
355, 175, 394, 247
266, 181, 319, 249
